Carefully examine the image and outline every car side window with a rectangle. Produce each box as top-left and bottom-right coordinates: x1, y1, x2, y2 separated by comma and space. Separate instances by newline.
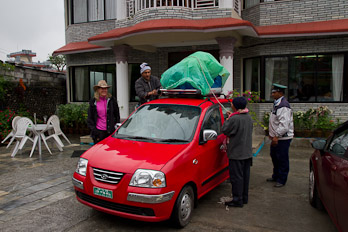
329, 130, 348, 158
201, 107, 222, 135
222, 102, 232, 120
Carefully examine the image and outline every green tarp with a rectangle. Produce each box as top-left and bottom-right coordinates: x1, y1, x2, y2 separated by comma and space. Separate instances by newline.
160, 51, 230, 95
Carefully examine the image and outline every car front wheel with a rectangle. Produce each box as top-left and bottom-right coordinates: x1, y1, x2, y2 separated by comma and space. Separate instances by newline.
309, 166, 323, 210
171, 185, 194, 228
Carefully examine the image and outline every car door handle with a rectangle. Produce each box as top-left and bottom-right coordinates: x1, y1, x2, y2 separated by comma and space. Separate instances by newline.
330, 165, 337, 171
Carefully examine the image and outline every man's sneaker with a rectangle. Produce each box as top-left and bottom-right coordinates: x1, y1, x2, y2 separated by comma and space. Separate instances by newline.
274, 182, 285, 187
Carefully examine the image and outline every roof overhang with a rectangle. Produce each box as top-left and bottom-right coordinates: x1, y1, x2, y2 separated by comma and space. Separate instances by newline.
54, 18, 348, 55
88, 18, 258, 50
257, 18, 348, 38
53, 41, 110, 56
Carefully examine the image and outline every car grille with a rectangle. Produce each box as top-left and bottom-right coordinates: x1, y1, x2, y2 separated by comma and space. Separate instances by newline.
93, 167, 124, 184
76, 191, 155, 216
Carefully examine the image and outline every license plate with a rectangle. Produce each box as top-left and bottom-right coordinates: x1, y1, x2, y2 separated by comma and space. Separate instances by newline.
93, 187, 113, 199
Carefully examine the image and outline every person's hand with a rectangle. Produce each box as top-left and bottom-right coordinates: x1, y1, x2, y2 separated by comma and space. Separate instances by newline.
148, 90, 157, 96
271, 136, 278, 147
226, 111, 232, 116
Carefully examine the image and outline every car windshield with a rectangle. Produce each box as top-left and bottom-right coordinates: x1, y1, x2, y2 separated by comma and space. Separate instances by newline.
114, 104, 201, 143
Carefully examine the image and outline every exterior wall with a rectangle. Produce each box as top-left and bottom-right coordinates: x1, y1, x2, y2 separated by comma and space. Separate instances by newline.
66, 7, 233, 43
243, 0, 348, 26
0, 66, 66, 118
66, 20, 116, 43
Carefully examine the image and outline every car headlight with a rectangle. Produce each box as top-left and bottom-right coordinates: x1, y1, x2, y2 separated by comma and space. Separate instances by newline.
76, 158, 88, 176
129, 169, 166, 188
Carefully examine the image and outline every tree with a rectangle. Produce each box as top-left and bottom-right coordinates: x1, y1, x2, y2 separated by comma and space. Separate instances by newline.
48, 54, 66, 72
0, 62, 15, 108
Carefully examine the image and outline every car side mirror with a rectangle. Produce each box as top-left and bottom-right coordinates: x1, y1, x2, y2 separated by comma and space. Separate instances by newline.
203, 129, 217, 142
115, 123, 122, 129
311, 139, 326, 150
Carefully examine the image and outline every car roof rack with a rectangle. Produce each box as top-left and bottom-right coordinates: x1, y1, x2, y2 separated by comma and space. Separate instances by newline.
160, 88, 224, 99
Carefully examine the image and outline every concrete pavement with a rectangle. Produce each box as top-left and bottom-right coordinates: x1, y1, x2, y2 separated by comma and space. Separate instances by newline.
0, 135, 337, 232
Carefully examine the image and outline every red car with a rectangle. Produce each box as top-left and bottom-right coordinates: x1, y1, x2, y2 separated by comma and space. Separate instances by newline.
72, 94, 232, 227
310, 121, 348, 232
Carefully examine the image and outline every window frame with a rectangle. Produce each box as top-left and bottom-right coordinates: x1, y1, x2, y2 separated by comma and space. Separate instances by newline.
243, 52, 347, 103
70, 64, 116, 102
69, 0, 116, 25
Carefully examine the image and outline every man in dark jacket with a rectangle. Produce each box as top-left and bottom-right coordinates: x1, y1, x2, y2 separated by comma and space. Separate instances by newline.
222, 97, 253, 207
135, 63, 161, 105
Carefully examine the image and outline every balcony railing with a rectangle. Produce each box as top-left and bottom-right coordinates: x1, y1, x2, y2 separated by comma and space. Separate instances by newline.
127, 0, 241, 17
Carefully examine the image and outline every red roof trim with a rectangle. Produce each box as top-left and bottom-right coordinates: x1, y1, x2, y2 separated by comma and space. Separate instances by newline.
54, 19, 348, 55
53, 41, 108, 55
88, 18, 255, 42
257, 19, 348, 36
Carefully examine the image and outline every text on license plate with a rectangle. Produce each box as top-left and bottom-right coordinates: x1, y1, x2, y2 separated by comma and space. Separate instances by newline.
93, 187, 113, 199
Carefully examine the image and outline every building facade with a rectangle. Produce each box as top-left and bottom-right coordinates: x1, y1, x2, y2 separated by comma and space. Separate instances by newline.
55, 0, 348, 122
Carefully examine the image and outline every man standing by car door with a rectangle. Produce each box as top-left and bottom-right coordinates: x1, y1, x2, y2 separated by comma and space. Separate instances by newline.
267, 83, 294, 187
222, 97, 253, 207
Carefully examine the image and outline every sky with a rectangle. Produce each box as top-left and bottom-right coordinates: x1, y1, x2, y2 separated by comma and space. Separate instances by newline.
0, 0, 65, 63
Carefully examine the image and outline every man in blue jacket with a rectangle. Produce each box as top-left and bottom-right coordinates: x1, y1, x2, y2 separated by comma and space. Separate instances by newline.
267, 83, 294, 187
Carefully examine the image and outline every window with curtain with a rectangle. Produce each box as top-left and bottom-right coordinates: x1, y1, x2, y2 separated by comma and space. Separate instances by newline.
243, 57, 260, 92
70, 65, 116, 102
88, 0, 104, 21
245, 0, 260, 9
73, 67, 89, 101
265, 57, 288, 101
71, 0, 116, 24
243, 53, 345, 102
105, 0, 117, 19
73, 0, 87, 23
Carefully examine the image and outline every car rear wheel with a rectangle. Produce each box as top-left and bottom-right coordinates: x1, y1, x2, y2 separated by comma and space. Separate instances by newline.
171, 185, 194, 228
309, 166, 324, 210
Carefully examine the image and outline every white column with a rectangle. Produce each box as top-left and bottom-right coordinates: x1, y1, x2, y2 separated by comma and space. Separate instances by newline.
113, 45, 130, 120
216, 37, 237, 94
116, 0, 127, 20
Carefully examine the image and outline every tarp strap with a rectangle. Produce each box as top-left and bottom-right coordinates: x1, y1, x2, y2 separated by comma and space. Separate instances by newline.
190, 55, 229, 113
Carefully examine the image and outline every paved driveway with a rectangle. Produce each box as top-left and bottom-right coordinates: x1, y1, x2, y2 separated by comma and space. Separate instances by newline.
0, 136, 337, 232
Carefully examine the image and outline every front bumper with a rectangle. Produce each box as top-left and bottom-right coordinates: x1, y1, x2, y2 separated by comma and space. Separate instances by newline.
72, 173, 177, 222
127, 191, 175, 204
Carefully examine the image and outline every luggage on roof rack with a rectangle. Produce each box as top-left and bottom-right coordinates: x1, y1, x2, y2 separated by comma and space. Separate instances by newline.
160, 88, 224, 98
160, 51, 230, 96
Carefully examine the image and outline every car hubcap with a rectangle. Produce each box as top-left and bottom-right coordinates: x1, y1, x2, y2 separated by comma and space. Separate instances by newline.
180, 193, 192, 221
309, 169, 314, 200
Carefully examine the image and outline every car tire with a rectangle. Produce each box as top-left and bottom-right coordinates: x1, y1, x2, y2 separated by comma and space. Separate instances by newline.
309, 166, 324, 210
171, 185, 194, 228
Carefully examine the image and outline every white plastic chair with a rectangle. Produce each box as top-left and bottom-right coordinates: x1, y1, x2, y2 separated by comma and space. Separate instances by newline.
1, 116, 21, 148
40, 116, 65, 154
11, 117, 39, 158
48, 115, 71, 145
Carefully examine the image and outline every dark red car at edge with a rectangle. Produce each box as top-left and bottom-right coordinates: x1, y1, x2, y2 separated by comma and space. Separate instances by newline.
72, 94, 232, 227
310, 120, 348, 232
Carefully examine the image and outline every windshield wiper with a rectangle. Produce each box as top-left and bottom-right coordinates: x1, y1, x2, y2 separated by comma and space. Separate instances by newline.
159, 138, 189, 143
115, 134, 157, 141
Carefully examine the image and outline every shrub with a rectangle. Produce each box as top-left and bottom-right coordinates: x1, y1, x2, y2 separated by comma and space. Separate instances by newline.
57, 103, 89, 128
0, 108, 32, 141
